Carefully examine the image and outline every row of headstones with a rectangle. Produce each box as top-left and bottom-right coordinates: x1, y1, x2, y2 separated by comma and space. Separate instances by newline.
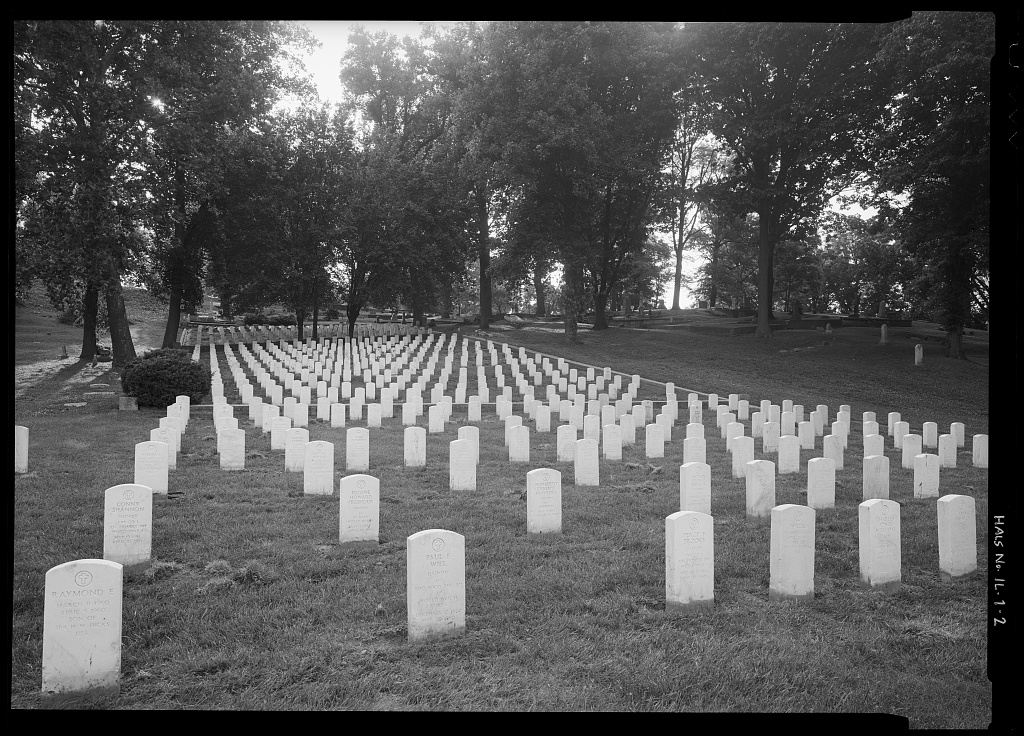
41, 479, 978, 702
234, 334, 635, 409
185, 322, 425, 347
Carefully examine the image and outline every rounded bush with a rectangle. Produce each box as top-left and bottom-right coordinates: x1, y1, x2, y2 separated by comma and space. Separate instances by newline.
121, 348, 211, 407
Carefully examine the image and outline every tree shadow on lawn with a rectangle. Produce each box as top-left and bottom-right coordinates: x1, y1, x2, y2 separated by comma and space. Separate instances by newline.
15, 360, 122, 409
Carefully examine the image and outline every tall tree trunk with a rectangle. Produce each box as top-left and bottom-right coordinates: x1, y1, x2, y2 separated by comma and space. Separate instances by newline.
311, 281, 319, 342
476, 186, 492, 330
80, 281, 99, 361
163, 163, 189, 349
533, 262, 547, 317
347, 301, 360, 338
105, 274, 136, 368
561, 257, 584, 342
412, 303, 424, 328
592, 290, 610, 330
162, 286, 183, 348
754, 213, 774, 338
671, 245, 683, 310
295, 310, 305, 342
218, 286, 233, 321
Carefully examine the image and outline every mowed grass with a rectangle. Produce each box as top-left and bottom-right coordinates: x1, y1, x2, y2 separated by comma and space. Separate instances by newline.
12, 323, 991, 722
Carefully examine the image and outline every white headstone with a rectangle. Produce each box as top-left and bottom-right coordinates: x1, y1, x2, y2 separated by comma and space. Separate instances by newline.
806, 457, 835, 510
404, 426, 427, 468
938, 433, 957, 468
406, 529, 466, 642
679, 462, 711, 516
892, 421, 910, 449
619, 413, 636, 447
346, 428, 370, 472
645, 424, 665, 459
823, 434, 844, 471
556, 425, 578, 463
777, 435, 800, 475
133, 441, 168, 494
15, 424, 29, 473
862, 455, 890, 501
527, 468, 562, 537
42, 559, 123, 703
731, 436, 754, 479
745, 460, 776, 518
303, 440, 334, 494
284, 427, 309, 472
665, 511, 714, 612
603, 424, 622, 461
449, 439, 476, 490
509, 425, 530, 463
901, 433, 922, 469
574, 438, 600, 486
863, 433, 885, 459
859, 499, 901, 591
769, 504, 815, 602
339, 474, 379, 546
913, 453, 940, 498
149, 427, 178, 470
103, 484, 153, 570
950, 422, 965, 448
921, 419, 937, 448
971, 434, 988, 468
937, 494, 977, 581
219, 428, 246, 471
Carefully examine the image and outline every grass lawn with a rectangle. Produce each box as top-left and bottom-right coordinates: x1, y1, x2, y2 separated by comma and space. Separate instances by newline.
12, 302, 996, 722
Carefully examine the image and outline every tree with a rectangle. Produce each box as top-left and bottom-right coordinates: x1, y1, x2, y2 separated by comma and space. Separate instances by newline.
868, 12, 993, 357
482, 21, 683, 338
140, 21, 316, 348
15, 20, 161, 365
683, 22, 885, 337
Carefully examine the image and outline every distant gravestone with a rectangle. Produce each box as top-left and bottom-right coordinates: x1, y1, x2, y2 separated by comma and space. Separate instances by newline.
219, 428, 246, 471
915, 343, 923, 365
665, 511, 714, 612
922, 421, 938, 449
330, 403, 346, 428
339, 474, 379, 546
769, 504, 815, 602
429, 405, 445, 434
887, 412, 901, 437
270, 416, 292, 450
303, 440, 334, 494
574, 438, 600, 486
103, 484, 153, 571
458, 425, 480, 465
556, 425, 578, 463
346, 427, 370, 472
619, 413, 636, 446
901, 434, 923, 469
367, 403, 382, 428
823, 434, 844, 471
603, 424, 622, 461
937, 494, 977, 581
806, 457, 835, 509
402, 401, 417, 426
859, 499, 901, 591
679, 462, 711, 515
406, 529, 466, 642
449, 438, 476, 490
731, 436, 754, 479
15, 424, 29, 474
972, 434, 988, 468
684, 436, 707, 466
778, 435, 800, 475
509, 425, 530, 463
913, 453, 940, 498
284, 428, 310, 472
798, 421, 815, 450
938, 434, 957, 468
863, 434, 885, 459
950, 422, 965, 448
645, 423, 665, 459
745, 460, 776, 518
42, 559, 123, 704
863, 420, 880, 438
893, 421, 909, 449
862, 455, 890, 501
149, 427, 178, 470
134, 441, 168, 494
404, 426, 427, 468
527, 468, 562, 537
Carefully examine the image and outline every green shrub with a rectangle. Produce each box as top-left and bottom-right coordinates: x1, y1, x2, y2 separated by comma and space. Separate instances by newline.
121, 348, 211, 407
243, 313, 269, 326
268, 314, 295, 326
